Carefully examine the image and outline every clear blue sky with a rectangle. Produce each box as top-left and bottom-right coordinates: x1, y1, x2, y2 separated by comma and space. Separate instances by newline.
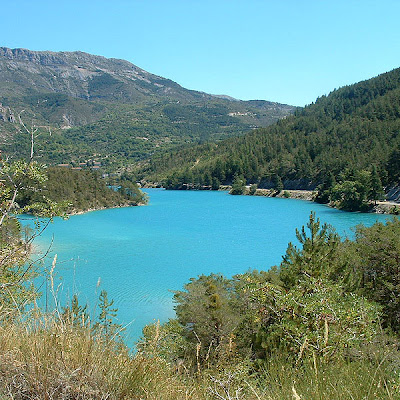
1, 0, 400, 106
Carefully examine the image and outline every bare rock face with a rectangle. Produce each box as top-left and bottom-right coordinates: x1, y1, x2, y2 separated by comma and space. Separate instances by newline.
0, 47, 200, 102
0, 47, 69, 65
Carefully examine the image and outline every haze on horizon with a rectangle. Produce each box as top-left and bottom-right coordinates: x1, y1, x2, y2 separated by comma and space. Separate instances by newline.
1, 0, 399, 107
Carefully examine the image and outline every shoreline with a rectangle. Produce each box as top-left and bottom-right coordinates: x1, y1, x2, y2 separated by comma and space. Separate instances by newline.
127, 183, 400, 215
251, 188, 316, 201
247, 187, 400, 215
67, 201, 145, 216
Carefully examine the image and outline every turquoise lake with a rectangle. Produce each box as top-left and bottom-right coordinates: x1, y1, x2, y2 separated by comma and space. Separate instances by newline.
31, 189, 391, 345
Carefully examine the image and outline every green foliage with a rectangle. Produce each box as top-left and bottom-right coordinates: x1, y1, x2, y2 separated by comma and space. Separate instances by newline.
93, 290, 123, 339
273, 174, 284, 192
0, 225, 37, 315
25, 167, 147, 213
346, 219, 400, 332
229, 174, 246, 195
331, 179, 368, 210
173, 274, 241, 368
370, 164, 385, 202
211, 176, 221, 190
327, 167, 386, 211
249, 277, 381, 361
117, 172, 148, 204
0, 157, 68, 314
387, 145, 400, 184
330, 170, 371, 211
280, 212, 341, 288
315, 172, 336, 203
138, 319, 189, 363
246, 213, 381, 360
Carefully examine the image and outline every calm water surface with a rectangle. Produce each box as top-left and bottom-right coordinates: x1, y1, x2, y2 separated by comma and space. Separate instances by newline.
32, 189, 391, 345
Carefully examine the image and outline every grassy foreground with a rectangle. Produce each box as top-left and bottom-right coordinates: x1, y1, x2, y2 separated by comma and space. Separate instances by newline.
0, 311, 398, 400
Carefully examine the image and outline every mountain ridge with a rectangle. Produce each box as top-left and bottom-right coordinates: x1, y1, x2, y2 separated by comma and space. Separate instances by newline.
0, 46, 203, 102
0, 47, 295, 167
0, 46, 293, 106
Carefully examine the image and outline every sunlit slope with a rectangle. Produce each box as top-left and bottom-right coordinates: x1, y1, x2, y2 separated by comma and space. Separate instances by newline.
0, 47, 294, 166
141, 67, 400, 187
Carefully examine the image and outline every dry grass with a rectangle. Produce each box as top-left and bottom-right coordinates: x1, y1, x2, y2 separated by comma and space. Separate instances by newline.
0, 312, 398, 400
0, 313, 201, 400
253, 353, 400, 400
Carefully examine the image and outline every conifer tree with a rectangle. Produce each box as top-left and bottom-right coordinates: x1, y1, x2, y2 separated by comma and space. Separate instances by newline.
369, 165, 385, 204
94, 290, 122, 338
280, 212, 340, 288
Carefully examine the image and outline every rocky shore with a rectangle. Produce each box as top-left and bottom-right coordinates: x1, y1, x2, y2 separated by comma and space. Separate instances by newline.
236, 186, 400, 215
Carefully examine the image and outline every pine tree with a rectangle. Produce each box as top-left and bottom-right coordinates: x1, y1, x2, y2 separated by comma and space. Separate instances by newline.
369, 165, 385, 204
94, 290, 122, 338
280, 212, 340, 288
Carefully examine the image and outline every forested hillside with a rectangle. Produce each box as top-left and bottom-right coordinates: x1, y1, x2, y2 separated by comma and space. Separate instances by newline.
17, 167, 147, 214
142, 67, 400, 203
39, 168, 146, 212
0, 47, 294, 168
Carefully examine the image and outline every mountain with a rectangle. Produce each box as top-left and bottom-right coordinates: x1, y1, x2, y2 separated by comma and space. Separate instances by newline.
141, 67, 400, 190
0, 47, 294, 166
0, 47, 215, 105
